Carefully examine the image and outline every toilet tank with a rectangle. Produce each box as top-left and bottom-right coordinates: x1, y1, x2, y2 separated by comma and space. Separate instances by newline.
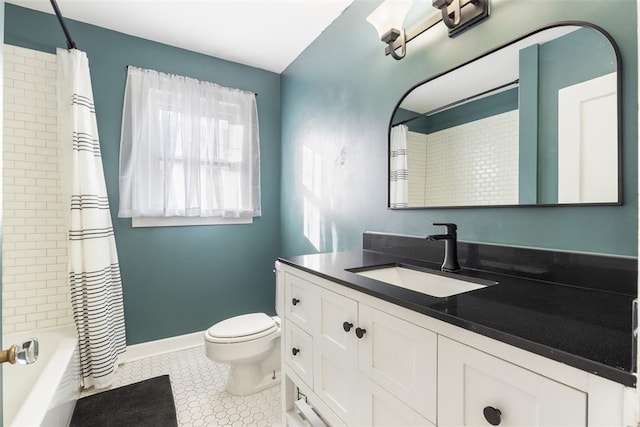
274, 261, 284, 317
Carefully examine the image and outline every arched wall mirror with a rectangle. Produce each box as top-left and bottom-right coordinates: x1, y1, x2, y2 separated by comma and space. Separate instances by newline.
389, 22, 621, 209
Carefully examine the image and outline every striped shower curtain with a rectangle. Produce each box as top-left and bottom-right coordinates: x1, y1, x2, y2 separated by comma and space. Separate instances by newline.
390, 124, 409, 208
57, 49, 126, 389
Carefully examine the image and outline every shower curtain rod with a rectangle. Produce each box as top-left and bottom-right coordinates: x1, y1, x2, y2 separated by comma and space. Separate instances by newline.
49, 0, 77, 50
394, 79, 519, 127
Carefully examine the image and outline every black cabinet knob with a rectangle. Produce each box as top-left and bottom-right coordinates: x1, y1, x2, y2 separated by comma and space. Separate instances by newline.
343, 322, 354, 332
483, 406, 501, 426
292, 298, 300, 306
292, 347, 300, 356
355, 327, 367, 338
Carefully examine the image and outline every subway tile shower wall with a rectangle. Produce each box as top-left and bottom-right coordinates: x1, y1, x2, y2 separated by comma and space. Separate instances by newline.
2, 45, 73, 333
406, 110, 519, 207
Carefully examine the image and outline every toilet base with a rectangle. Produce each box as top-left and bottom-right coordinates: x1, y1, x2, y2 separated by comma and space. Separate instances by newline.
226, 363, 281, 396
225, 337, 281, 396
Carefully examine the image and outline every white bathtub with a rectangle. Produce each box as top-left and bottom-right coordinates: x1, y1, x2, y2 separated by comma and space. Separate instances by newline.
3, 325, 81, 427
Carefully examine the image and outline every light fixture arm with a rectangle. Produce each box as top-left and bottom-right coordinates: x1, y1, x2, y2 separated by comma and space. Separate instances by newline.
390, 37, 406, 60
383, 0, 489, 58
384, 13, 440, 57
436, 0, 462, 28
382, 28, 407, 60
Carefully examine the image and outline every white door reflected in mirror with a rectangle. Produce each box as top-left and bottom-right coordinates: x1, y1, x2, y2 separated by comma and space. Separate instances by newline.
558, 72, 618, 203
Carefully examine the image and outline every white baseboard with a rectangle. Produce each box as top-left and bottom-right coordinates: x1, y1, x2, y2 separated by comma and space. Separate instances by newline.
120, 330, 204, 364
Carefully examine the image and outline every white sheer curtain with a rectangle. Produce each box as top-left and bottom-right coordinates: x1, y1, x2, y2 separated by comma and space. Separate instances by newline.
390, 124, 409, 208
118, 66, 261, 219
57, 48, 126, 389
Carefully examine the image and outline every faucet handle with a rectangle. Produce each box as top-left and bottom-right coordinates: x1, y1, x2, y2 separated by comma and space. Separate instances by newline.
15, 339, 38, 365
0, 338, 39, 365
432, 223, 457, 234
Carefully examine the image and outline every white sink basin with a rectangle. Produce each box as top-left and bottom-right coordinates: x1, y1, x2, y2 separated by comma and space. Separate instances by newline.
352, 265, 495, 298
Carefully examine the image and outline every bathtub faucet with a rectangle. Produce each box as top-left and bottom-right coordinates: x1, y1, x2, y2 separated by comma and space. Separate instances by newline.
0, 338, 39, 365
426, 223, 461, 273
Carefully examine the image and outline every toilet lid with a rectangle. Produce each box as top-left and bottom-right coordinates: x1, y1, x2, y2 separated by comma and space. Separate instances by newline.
207, 313, 277, 339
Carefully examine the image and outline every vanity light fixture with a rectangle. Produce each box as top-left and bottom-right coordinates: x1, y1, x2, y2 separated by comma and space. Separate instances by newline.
367, 0, 489, 60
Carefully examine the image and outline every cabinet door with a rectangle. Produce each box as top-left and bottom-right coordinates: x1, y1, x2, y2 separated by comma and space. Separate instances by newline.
313, 287, 359, 426
438, 336, 587, 427
285, 322, 314, 388
285, 273, 319, 333
357, 374, 435, 427
358, 304, 437, 424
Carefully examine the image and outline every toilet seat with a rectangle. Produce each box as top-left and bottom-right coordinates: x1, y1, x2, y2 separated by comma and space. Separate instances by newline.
205, 313, 279, 344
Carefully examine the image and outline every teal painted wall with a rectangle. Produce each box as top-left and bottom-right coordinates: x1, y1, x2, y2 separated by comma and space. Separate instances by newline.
518, 44, 539, 204
281, 0, 637, 257
4, 4, 282, 344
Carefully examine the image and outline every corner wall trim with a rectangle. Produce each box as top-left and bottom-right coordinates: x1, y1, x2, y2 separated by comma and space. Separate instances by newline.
120, 331, 204, 364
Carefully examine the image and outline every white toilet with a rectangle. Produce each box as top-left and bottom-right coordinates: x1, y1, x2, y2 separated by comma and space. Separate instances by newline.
204, 268, 283, 396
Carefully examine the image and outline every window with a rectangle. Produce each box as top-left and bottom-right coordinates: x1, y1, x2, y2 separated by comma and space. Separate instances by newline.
118, 67, 261, 226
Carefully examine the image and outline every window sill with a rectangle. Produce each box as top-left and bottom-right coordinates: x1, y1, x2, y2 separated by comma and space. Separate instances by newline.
131, 216, 253, 228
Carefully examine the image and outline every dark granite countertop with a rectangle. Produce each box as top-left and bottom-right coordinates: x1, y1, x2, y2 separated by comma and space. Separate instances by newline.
279, 250, 636, 387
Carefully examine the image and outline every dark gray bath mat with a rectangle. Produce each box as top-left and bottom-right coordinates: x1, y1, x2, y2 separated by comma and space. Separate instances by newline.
70, 375, 178, 427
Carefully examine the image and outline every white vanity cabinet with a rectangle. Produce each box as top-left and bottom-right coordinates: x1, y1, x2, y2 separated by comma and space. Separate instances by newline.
284, 271, 359, 424
282, 270, 438, 426
279, 264, 632, 427
438, 336, 587, 426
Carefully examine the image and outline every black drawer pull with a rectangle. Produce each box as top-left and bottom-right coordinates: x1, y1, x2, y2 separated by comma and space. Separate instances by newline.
483, 406, 501, 426
355, 327, 366, 339
343, 322, 354, 332
292, 298, 300, 306
292, 347, 300, 356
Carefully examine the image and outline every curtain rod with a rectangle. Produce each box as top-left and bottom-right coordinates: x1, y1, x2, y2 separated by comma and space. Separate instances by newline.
125, 65, 258, 97
394, 79, 519, 127
49, 0, 77, 50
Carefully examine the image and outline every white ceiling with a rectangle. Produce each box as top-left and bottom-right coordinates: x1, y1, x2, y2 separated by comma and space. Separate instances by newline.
6, 0, 354, 73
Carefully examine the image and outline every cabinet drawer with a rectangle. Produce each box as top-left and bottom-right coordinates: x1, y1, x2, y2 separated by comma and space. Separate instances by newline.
357, 374, 435, 427
285, 273, 319, 333
438, 336, 587, 427
285, 322, 314, 388
358, 304, 437, 424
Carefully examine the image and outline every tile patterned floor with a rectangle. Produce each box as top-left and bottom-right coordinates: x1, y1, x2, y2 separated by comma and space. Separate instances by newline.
81, 345, 281, 427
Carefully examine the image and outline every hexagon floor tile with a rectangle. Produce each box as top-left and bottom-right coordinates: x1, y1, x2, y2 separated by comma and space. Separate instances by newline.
81, 345, 281, 427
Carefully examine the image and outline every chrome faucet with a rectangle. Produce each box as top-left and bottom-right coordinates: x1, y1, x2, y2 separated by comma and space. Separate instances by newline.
426, 223, 460, 273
